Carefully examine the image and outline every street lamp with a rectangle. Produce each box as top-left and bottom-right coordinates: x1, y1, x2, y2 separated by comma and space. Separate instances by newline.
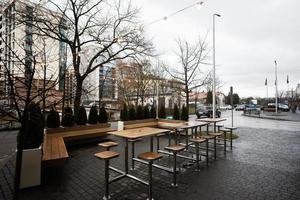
212, 13, 221, 119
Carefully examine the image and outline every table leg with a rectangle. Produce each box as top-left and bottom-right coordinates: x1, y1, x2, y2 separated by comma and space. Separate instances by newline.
214, 137, 217, 160
224, 131, 227, 154
125, 138, 129, 174
150, 136, 153, 152
230, 130, 233, 150
175, 129, 178, 145
214, 122, 216, 133
185, 129, 189, 150
206, 124, 209, 134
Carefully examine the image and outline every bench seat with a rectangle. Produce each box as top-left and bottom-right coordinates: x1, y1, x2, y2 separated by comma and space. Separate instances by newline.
42, 124, 115, 166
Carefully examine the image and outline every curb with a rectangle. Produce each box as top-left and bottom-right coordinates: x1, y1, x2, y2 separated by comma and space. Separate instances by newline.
241, 114, 300, 122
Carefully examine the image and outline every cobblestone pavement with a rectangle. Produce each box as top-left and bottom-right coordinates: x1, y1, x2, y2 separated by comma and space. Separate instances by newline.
1, 126, 300, 200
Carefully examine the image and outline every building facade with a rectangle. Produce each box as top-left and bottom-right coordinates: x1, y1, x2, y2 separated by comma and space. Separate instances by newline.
0, 0, 67, 108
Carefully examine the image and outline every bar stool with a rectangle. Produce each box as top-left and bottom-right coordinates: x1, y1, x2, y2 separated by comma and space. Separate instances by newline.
155, 133, 166, 152
220, 128, 230, 152
208, 132, 223, 159
200, 134, 217, 160
138, 152, 163, 200
164, 144, 185, 187
129, 137, 142, 170
216, 124, 224, 132
98, 141, 118, 151
224, 126, 237, 149
94, 151, 120, 200
190, 137, 208, 170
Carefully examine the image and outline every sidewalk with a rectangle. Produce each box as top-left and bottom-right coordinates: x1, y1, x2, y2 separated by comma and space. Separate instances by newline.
1, 127, 300, 200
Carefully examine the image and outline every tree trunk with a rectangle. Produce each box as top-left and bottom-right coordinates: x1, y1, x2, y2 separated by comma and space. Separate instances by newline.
74, 78, 83, 115
186, 87, 189, 120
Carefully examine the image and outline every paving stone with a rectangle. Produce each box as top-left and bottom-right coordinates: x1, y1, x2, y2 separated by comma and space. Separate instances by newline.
0, 127, 299, 200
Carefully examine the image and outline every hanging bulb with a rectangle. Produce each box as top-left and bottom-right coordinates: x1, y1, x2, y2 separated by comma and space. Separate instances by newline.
196, 1, 204, 10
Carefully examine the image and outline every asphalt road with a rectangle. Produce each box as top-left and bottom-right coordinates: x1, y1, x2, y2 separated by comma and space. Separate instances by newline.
192, 110, 300, 131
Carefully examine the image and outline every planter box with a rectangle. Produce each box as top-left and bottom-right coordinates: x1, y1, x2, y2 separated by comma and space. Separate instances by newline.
20, 146, 42, 189
109, 121, 124, 131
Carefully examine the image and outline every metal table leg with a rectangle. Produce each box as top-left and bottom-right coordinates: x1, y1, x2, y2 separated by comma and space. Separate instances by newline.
125, 138, 129, 174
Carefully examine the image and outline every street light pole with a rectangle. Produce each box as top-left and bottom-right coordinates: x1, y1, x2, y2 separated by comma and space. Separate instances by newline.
212, 13, 221, 119
275, 60, 278, 114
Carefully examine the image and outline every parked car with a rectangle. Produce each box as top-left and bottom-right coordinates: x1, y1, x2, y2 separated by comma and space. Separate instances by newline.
196, 106, 221, 118
235, 104, 245, 111
266, 103, 289, 112
219, 105, 232, 110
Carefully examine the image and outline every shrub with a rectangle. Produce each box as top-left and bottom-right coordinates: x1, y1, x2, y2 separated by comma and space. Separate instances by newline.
64, 107, 73, 115
46, 108, 60, 128
128, 105, 136, 120
181, 105, 189, 121
136, 105, 143, 119
61, 107, 75, 127
158, 104, 166, 119
150, 105, 156, 119
120, 103, 128, 121
99, 105, 108, 123
173, 104, 180, 120
143, 106, 150, 119
61, 113, 75, 127
76, 106, 87, 125
88, 106, 98, 124
23, 103, 44, 149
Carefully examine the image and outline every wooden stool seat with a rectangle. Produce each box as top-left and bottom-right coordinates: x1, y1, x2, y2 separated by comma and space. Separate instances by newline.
220, 128, 230, 132
156, 133, 166, 137
138, 152, 162, 161
208, 132, 223, 137
164, 144, 185, 152
94, 151, 119, 160
128, 137, 142, 142
200, 135, 215, 139
190, 137, 206, 143
98, 141, 118, 148
225, 126, 237, 130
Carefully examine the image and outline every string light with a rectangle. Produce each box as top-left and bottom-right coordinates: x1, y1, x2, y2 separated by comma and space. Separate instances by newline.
148, 1, 204, 25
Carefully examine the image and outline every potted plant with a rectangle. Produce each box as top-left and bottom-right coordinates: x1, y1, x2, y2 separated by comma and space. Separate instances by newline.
76, 106, 87, 125
181, 105, 189, 121
173, 104, 180, 120
99, 105, 108, 123
20, 103, 44, 189
46, 108, 60, 128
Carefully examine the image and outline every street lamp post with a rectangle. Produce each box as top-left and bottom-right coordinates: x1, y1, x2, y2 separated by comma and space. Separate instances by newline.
275, 60, 278, 114
212, 13, 221, 119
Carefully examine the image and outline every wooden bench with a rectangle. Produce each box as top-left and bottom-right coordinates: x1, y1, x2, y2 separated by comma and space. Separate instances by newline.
123, 118, 185, 130
42, 123, 115, 166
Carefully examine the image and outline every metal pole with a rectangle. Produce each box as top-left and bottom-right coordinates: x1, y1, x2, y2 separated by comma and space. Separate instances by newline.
275, 60, 278, 113
212, 14, 221, 119
230, 86, 233, 127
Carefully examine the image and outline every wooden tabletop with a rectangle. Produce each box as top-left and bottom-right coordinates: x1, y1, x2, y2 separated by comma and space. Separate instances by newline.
196, 118, 227, 123
157, 122, 186, 129
108, 127, 170, 139
157, 121, 209, 130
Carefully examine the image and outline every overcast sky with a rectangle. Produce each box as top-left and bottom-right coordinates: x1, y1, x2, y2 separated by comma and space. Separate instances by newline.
131, 0, 300, 98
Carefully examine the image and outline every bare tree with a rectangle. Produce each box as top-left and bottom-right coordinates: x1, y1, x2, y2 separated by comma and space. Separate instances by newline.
0, 36, 62, 200
164, 37, 210, 115
26, 0, 153, 114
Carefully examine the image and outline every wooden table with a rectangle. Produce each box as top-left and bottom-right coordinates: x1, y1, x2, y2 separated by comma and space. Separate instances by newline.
108, 127, 170, 174
157, 121, 209, 148
196, 118, 226, 132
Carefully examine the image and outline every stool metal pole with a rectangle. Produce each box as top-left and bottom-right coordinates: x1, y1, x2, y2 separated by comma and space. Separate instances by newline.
172, 152, 178, 187
148, 161, 153, 200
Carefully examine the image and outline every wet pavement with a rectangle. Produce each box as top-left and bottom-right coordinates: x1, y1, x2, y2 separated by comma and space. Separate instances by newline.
0, 114, 300, 200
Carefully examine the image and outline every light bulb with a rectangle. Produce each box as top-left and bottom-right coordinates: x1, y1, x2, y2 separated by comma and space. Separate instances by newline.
196, 1, 204, 10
